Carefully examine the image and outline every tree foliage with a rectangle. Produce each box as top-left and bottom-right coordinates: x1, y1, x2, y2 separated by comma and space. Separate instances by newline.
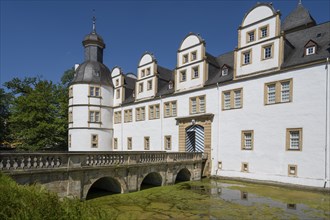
1, 68, 75, 151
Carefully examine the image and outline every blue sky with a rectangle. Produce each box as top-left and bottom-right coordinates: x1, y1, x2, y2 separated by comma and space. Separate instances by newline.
1, 0, 329, 87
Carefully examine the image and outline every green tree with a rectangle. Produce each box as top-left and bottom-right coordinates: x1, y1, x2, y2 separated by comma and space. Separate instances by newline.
4, 69, 74, 151
0, 88, 13, 145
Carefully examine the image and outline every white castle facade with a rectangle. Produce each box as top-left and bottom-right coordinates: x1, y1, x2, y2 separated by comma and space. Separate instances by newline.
68, 3, 330, 188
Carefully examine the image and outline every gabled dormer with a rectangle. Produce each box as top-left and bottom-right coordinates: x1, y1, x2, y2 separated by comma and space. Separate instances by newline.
111, 67, 125, 106
235, 3, 282, 79
175, 33, 207, 92
304, 40, 317, 56
221, 65, 230, 76
135, 52, 158, 101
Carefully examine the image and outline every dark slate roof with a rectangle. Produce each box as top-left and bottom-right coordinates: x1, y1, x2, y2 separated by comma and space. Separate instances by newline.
205, 51, 234, 86
282, 3, 316, 33
156, 65, 174, 96
282, 22, 330, 68
71, 61, 112, 86
83, 32, 105, 48
123, 73, 136, 100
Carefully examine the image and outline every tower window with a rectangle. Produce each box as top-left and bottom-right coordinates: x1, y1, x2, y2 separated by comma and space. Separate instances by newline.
89, 86, 100, 97
89, 111, 100, 123
91, 134, 98, 148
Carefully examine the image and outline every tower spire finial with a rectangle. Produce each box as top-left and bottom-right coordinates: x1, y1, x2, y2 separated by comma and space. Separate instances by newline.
298, 0, 302, 5
92, 9, 96, 33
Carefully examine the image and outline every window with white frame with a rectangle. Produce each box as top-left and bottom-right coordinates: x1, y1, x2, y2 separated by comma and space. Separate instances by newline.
149, 104, 160, 120
263, 45, 272, 59
306, 46, 315, 55
222, 66, 228, 76
242, 130, 253, 150
242, 50, 251, 65
115, 79, 119, 86
222, 88, 243, 110
146, 67, 151, 76
141, 69, 145, 78
190, 95, 206, 114
265, 79, 292, 105
89, 111, 100, 123
286, 128, 302, 151
260, 26, 268, 38
191, 51, 197, 61
183, 54, 189, 64
247, 30, 255, 43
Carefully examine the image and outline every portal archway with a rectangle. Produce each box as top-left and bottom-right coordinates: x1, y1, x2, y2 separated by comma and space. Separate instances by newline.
185, 124, 204, 152
140, 172, 162, 190
86, 177, 122, 200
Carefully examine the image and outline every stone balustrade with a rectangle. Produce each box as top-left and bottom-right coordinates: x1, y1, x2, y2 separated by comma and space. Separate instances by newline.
0, 151, 203, 171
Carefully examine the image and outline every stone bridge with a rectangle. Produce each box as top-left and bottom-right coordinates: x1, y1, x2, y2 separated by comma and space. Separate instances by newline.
0, 151, 204, 199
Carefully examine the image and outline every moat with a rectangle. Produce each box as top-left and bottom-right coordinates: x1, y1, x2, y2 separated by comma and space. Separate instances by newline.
86, 179, 330, 219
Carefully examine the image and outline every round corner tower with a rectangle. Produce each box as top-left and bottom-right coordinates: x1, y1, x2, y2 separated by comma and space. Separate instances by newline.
68, 19, 114, 151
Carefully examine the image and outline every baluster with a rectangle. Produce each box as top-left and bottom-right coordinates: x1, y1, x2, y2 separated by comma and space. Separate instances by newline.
33, 157, 38, 168
56, 158, 60, 167
13, 158, 18, 169
90, 156, 94, 165
39, 157, 43, 168
6, 159, 11, 169
105, 155, 109, 165
27, 157, 31, 168
50, 158, 55, 167
45, 157, 49, 168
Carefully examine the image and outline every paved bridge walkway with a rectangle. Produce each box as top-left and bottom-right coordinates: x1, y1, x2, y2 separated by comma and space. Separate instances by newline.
0, 151, 204, 199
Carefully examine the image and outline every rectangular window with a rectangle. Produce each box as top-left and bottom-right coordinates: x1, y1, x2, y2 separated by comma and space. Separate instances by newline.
164, 101, 177, 118
164, 136, 171, 150
89, 111, 100, 123
306, 46, 315, 55
267, 84, 276, 104
241, 162, 249, 172
247, 30, 255, 43
69, 87, 73, 98
89, 86, 101, 97
147, 80, 152, 90
114, 111, 121, 124
190, 95, 206, 114
192, 66, 199, 79
264, 79, 292, 105
263, 45, 272, 59
222, 67, 228, 76
191, 51, 197, 61
242, 50, 251, 65
288, 164, 297, 176
286, 128, 302, 151
259, 25, 268, 39
146, 67, 151, 76
127, 137, 132, 150
149, 105, 160, 120
136, 107, 145, 121
241, 130, 254, 150
69, 111, 73, 123
183, 54, 189, 64
113, 138, 118, 150
141, 69, 145, 78
139, 83, 143, 93
116, 89, 120, 99
180, 70, 186, 82
222, 88, 243, 110
91, 134, 98, 148
124, 109, 132, 123
144, 137, 150, 150
115, 79, 119, 86
68, 135, 71, 148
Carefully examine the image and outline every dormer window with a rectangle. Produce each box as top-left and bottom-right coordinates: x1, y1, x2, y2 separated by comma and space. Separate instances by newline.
168, 81, 173, 89
306, 46, 315, 55
247, 30, 255, 43
222, 66, 228, 76
259, 25, 268, 39
304, 40, 317, 56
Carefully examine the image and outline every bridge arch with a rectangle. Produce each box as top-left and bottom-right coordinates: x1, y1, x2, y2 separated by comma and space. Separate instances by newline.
84, 176, 125, 200
140, 172, 163, 190
175, 168, 192, 183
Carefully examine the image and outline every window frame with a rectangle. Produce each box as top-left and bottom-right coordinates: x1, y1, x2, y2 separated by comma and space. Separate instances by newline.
124, 109, 133, 123
180, 69, 187, 82
182, 53, 189, 64
246, 29, 256, 43
241, 130, 254, 150
190, 51, 197, 62
288, 164, 297, 177
191, 66, 199, 79
264, 79, 293, 105
221, 66, 228, 76
149, 104, 160, 120
144, 136, 150, 150
189, 95, 206, 115
136, 107, 145, 121
91, 134, 98, 148
138, 82, 144, 93
127, 137, 132, 150
89, 110, 101, 123
306, 46, 315, 55
259, 25, 269, 39
68, 111, 73, 123
164, 135, 172, 150
116, 88, 120, 99
69, 86, 73, 98
261, 43, 274, 60
286, 128, 303, 151
241, 162, 249, 172
113, 138, 118, 150
241, 49, 252, 66
114, 111, 121, 124
222, 88, 243, 110
147, 80, 153, 91
89, 86, 101, 97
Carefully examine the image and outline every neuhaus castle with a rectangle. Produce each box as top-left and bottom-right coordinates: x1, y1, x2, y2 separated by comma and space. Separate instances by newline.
68, 2, 330, 188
